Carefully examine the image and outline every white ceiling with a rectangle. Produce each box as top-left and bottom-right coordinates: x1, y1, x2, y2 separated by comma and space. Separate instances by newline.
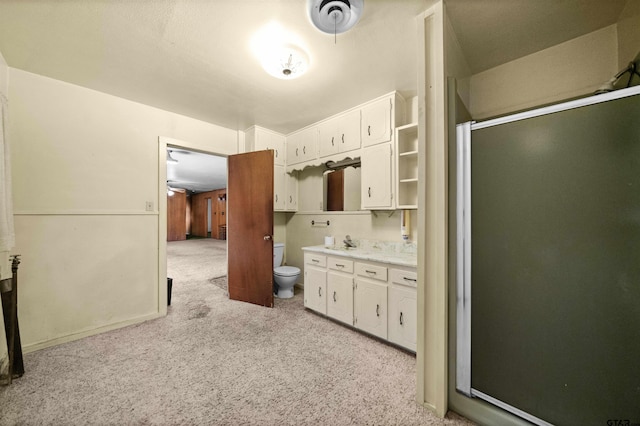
166, 149, 227, 194
0, 0, 629, 192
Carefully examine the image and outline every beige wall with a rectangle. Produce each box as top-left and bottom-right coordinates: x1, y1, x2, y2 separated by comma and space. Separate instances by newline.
9, 69, 237, 351
0, 50, 8, 380
617, 1, 640, 68
469, 25, 618, 120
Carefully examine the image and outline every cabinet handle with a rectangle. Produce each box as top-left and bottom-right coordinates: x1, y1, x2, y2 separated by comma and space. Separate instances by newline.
275, 150, 278, 158
368, 187, 371, 197
336, 264, 345, 268
331, 136, 334, 146
333, 291, 337, 302
342, 134, 344, 143
312, 259, 319, 263
403, 277, 417, 282
365, 270, 377, 275
296, 148, 299, 156
303, 146, 306, 154
368, 125, 371, 136
376, 304, 380, 317
318, 287, 322, 297
275, 194, 278, 202
289, 195, 292, 203
400, 312, 404, 325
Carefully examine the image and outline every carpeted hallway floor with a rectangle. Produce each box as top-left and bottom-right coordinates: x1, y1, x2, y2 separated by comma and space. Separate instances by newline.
0, 239, 473, 425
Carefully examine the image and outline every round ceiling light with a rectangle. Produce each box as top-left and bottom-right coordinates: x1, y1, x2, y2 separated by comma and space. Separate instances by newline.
260, 44, 309, 80
308, 0, 364, 35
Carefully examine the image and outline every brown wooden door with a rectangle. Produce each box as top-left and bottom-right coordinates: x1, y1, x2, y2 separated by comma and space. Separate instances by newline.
227, 151, 274, 307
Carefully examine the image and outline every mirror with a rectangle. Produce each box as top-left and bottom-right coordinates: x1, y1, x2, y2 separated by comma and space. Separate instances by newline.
323, 166, 361, 211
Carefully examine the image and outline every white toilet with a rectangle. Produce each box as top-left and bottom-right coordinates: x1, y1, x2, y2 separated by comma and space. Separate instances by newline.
273, 242, 300, 299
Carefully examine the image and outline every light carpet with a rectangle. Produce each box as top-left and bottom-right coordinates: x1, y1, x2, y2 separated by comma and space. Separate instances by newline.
0, 239, 473, 425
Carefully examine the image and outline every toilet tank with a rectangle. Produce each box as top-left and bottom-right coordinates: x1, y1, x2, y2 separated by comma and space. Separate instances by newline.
273, 243, 284, 268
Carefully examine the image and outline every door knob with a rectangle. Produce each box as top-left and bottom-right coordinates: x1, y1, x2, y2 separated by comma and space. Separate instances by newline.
263, 235, 272, 240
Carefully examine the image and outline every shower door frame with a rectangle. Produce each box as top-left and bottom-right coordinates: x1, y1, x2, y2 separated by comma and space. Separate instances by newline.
455, 85, 640, 426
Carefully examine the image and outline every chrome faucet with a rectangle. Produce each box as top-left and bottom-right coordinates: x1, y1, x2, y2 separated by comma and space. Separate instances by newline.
343, 235, 357, 248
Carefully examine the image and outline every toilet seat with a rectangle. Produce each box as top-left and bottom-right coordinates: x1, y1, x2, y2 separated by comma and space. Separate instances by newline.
274, 266, 300, 277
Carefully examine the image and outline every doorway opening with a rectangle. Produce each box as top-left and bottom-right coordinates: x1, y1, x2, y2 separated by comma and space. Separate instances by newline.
159, 137, 230, 311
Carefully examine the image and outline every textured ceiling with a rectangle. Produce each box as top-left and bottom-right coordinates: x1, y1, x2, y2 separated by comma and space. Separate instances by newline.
0, 1, 631, 192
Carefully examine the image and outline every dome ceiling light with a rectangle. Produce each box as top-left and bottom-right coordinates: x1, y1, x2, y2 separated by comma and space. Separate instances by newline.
308, 0, 364, 42
261, 44, 309, 80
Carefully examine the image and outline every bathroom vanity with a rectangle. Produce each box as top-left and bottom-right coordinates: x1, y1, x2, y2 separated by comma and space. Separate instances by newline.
302, 242, 417, 352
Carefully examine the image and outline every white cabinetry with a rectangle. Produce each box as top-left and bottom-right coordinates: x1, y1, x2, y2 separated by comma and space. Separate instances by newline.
318, 109, 361, 158
354, 276, 388, 339
285, 171, 298, 211
327, 270, 354, 325
395, 123, 418, 209
246, 126, 296, 211
287, 126, 318, 165
274, 165, 286, 210
302, 249, 416, 352
388, 269, 417, 351
361, 142, 394, 209
245, 126, 285, 166
304, 253, 327, 314
361, 96, 393, 147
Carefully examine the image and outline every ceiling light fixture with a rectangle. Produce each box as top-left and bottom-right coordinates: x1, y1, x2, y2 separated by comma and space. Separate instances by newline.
308, 0, 363, 40
261, 44, 309, 80
167, 150, 178, 164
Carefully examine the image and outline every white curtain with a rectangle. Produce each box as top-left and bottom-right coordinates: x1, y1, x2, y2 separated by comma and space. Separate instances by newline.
0, 91, 14, 253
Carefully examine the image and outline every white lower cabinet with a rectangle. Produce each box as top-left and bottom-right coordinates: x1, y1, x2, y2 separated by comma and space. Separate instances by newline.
388, 286, 417, 352
304, 253, 327, 314
327, 271, 354, 325
354, 277, 388, 339
303, 250, 416, 352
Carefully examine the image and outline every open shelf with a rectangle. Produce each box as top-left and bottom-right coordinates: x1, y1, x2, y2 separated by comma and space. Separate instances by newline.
395, 123, 419, 209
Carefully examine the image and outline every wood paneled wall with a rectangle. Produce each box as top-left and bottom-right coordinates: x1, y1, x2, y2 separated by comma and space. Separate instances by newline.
190, 188, 227, 239
167, 191, 187, 241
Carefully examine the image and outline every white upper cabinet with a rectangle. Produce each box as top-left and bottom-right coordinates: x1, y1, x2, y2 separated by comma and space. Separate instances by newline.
361, 97, 393, 147
274, 165, 286, 210
245, 126, 286, 166
287, 126, 318, 165
285, 171, 298, 211
361, 142, 394, 209
319, 109, 361, 157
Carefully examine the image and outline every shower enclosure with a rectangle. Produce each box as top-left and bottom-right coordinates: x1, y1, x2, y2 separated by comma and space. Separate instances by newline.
455, 86, 640, 426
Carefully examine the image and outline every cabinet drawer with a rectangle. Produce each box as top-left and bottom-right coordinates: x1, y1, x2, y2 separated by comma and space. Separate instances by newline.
328, 257, 354, 273
355, 262, 387, 282
390, 269, 417, 288
305, 253, 326, 267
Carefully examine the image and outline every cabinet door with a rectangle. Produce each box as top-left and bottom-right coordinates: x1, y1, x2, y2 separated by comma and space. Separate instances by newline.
304, 266, 327, 314
299, 126, 318, 163
354, 278, 387, 339
361, 142, 393, 209
388, 286, 417, 352
274, 165, 286, 211
286, 132, 301, 165
318, 119, 339, 158
338, 109, 361, 153
255, 129, 285, 166
361, 97, 392, 147
285, 171, 298, 211
327, 271, 354, 325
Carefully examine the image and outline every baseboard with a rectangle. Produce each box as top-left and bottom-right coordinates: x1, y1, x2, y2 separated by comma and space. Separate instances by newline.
23, 312, 165, 354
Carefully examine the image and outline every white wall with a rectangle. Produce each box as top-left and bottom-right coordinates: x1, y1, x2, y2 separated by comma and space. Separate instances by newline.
9, 69, 238, 351
469, 25, 618, 120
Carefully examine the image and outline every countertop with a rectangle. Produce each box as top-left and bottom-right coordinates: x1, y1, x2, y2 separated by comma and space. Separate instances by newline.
302, 244, 417, 268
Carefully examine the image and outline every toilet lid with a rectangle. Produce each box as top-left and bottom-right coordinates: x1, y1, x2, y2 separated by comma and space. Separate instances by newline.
274, 266, 300, 277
